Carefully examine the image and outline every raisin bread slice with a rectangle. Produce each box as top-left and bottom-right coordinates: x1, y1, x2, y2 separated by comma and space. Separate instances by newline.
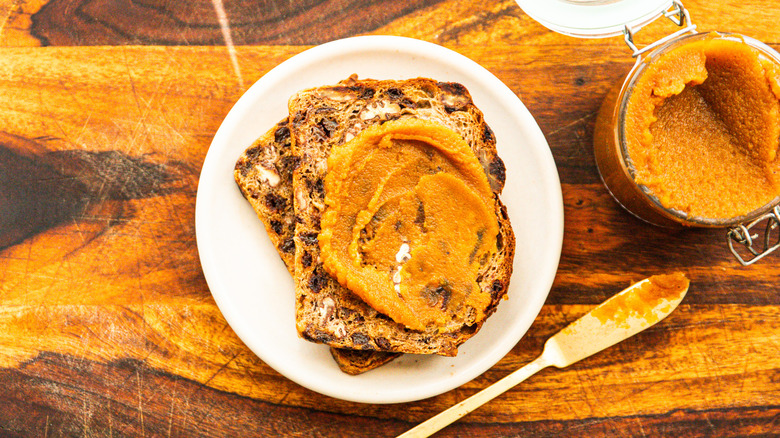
290, 76, 515, 356
234, 119, 298, 272
234, 118, 400, 374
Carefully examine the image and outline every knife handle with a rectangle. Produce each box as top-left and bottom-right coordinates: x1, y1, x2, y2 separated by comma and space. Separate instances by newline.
396, 353, 552, 438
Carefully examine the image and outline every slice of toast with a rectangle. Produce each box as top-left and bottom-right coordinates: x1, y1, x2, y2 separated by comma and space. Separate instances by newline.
234, 118, 400, 374
289, 76, 515, 356
234, 119, 298, 273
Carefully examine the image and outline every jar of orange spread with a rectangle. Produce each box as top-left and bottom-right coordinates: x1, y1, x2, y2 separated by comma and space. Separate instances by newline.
516, 0, 780, 264
594, 32, 780, 229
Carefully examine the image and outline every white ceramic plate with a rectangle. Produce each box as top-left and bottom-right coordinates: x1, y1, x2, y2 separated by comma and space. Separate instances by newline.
196, 35, 563, 404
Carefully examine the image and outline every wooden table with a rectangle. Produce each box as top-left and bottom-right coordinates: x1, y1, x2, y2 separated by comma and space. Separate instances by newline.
1, 1, 778, 436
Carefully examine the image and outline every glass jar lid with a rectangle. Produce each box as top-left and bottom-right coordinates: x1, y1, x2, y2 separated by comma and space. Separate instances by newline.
514, 0, 673, 38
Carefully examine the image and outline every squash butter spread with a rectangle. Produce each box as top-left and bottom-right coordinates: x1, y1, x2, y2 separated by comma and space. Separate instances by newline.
625, 34, 780, 219
319, 119, 498, 332
589, 272, 689, 328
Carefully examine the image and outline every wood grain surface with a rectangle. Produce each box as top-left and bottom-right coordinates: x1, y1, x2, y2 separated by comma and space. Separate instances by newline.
0, 0, 779, 437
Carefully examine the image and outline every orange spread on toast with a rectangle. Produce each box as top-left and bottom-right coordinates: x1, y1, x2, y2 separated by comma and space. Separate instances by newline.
318, 119, 498, 331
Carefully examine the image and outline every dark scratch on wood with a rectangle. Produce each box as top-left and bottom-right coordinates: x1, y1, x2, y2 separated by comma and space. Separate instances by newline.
201, 351, 241, 388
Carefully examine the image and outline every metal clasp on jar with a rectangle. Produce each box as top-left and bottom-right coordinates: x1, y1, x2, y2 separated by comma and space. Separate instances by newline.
622, 0, 697, 57
727, 206, 780, 266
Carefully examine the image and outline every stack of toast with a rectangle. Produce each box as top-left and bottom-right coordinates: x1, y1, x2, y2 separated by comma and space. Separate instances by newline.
234, 75, 515, 374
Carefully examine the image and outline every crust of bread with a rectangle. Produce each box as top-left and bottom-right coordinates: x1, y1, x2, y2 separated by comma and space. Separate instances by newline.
289, 76, 515, 356
234, 118, 297, 273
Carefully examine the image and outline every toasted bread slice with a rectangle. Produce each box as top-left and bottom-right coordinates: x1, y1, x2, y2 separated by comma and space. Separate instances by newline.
289, 76, 515, 356
234, 118, 400, 374
234, 119, 297, 272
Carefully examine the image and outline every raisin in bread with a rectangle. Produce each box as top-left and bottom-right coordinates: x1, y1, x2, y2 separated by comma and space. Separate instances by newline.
289, 76, 515, 356
234, 118, 400, 374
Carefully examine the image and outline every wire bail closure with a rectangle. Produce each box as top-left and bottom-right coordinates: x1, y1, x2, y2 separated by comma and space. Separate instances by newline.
727, 206, 780, 266
623, 0, 697, 58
